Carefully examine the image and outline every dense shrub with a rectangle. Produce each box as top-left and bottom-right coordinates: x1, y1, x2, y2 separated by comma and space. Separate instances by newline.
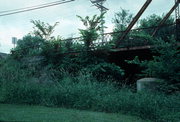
41, 39, 64, 65
84, 63, 124, 82
11, 35, 45, 59
128, 38, 180, 93
58, 49, 110, 75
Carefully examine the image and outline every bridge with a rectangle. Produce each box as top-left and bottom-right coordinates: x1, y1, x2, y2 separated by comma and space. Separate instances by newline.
10, 0, 180, 54
60, 0, 180, 82
63, 23, 178, 52
9, 0, 180, 83
61, 0, 179, 52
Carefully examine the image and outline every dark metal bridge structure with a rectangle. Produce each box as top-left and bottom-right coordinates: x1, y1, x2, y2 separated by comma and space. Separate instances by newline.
63, 23, 178, 52
62, 0, 180, 52
9, 0, 180, 83
61, 22, 179, 83
60, 0, 180, 82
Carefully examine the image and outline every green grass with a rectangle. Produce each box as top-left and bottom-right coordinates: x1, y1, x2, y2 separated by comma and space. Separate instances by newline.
0, 104, 149, 122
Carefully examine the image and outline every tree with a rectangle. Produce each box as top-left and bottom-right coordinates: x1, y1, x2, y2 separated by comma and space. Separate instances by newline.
139, 14, 174, 28
12, 20, 61, 60
31, 20, 59, 40
77, 13, 106, 50
11, 35, 45, 59
112, 8, 133, 32
111, 9, 133, 47
139, 14, 175, 40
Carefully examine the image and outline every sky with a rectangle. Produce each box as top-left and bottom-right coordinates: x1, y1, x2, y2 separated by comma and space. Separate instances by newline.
0, 0, 174, 53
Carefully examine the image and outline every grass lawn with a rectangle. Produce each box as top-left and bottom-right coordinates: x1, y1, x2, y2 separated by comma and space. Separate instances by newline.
0, 104, 149, 122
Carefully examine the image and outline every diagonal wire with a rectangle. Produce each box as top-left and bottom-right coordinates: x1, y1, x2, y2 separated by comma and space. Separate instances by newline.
0, 0, 75, 17
0, 0, 68, 14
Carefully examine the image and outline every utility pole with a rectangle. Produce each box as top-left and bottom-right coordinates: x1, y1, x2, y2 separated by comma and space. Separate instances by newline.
90, 0, 108, 42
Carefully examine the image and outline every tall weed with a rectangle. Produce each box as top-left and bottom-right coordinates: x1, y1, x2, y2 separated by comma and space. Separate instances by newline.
0, 72, 179, 122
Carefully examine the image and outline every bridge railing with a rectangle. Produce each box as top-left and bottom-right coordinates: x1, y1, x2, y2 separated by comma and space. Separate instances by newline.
61, 23, 177, 51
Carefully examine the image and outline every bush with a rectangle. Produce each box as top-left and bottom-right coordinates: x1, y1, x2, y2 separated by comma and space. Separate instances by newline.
41, 39, 64, 65
58, 49, 110, 76
128, 38, 180, 93
84, 63, 125, 83
11, 35, 45, 59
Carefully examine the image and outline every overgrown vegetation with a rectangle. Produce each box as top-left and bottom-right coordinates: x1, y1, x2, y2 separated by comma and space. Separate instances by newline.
0, 10, 179, 122
0, 71, 179, 122
128, 38, 180, 93
112, 9, 175, 48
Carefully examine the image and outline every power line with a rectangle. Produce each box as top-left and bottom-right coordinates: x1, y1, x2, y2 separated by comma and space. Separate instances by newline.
0, 0, 75, 17
0, 0, 68, 14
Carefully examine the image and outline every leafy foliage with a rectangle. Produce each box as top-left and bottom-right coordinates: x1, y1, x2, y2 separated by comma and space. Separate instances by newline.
31, 20, 59, 40
139, 14, 175, 40
112, 10, 175, 48
111, 9, 134, 47
77, 13, 105, 30
0, 15, 179, 122
84, 63, 125, 82
112, 8, 133, 31
77, 13, 106, 50
128, 38, 180, 93
59, 49, 110, 76
41, 37, 64, 65
11, 35, 45, 59
139, 14, 174, 28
